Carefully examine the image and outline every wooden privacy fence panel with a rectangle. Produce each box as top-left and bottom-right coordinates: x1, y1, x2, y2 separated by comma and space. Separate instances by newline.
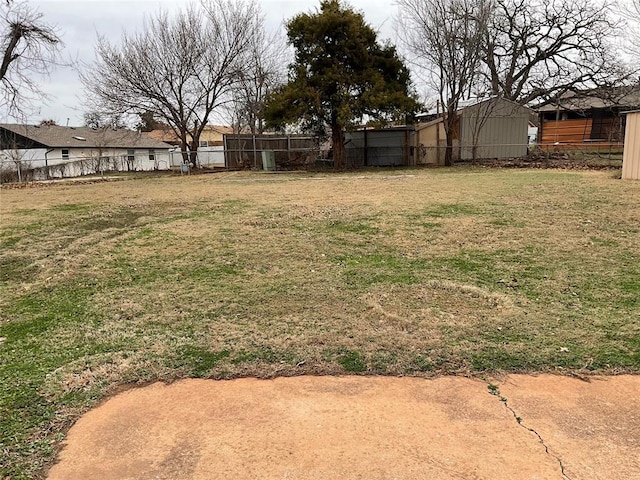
541, 119, 593, 144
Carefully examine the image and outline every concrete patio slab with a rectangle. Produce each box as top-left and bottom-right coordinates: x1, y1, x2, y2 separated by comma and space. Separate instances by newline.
47, 375, 640, 480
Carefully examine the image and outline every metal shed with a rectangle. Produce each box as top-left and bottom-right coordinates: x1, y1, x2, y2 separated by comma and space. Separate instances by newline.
345, 127, 414, 167
622, 110, 640, 180
458, 98, 531, 160
414, 98, 530, 164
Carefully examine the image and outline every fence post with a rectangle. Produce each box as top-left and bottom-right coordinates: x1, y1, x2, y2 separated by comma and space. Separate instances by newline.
253, 134, 258, 169
222, 136, 227, 168
364, 127, 368, 167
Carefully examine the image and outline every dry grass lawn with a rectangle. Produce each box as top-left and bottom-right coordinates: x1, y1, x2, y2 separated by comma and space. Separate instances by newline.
1, 167, 639, 478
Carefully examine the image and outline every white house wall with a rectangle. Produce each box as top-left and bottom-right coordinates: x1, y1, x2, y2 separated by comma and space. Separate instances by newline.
0, 148, 48, 162
0, 147, 173, 178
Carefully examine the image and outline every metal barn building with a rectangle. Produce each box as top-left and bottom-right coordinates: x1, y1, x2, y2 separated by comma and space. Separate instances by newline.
415, 98, 531, 164
457, 98, 531, 160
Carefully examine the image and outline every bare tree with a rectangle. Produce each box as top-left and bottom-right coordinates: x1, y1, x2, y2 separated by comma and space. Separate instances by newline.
83, 111, 125, 130
397, 0, 491, 166
0, 0, 62, 117
4, 139, 27, 182
227, 22, 287, 134
483, 0, 620, 106
82, 111, 128, 173
617, 0, 640, 60
82, 0, 260, 167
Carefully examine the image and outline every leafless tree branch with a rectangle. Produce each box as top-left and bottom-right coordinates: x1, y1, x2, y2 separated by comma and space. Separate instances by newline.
397, 0, 491, 165
82, 0, 262, 167
0, 0, 62, 118
483, 0, 623, 106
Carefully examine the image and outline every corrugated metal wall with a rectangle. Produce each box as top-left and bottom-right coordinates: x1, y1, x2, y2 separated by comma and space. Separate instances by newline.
623, 112, 640, 180
459, 100, 529, 160
345, 129, 413, 167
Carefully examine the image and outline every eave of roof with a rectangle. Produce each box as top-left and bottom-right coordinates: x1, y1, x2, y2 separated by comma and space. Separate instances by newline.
0, 124, 173, 149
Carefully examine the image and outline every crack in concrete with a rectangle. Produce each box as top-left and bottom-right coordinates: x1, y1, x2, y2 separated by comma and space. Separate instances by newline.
487, 384, 571, 480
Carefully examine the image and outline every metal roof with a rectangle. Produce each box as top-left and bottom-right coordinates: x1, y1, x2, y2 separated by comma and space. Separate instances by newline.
0, 124, 173, 149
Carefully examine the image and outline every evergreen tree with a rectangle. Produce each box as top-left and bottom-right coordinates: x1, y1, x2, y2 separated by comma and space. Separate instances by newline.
265, 0, 419, 169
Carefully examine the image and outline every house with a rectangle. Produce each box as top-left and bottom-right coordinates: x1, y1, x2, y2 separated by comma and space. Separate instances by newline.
146, 125, 235, 167
0, 123, 174, 179
537, 87, 640, 151
415, 98, 531, 165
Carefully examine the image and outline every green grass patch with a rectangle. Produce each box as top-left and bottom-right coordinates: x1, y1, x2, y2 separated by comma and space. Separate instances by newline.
50, 203, 94, 213
336, 253, 427, 287
176, 346, 230, 377
337, 350, 367, 373
326, 219, 379, 236
0, 255, 38, 283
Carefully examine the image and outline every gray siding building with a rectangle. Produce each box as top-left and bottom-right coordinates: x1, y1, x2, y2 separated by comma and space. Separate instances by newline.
458, 98, 531, 160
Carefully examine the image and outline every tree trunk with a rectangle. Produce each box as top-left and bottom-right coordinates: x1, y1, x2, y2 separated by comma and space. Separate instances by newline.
444, 113, 457, 167
189, 139, 198, 168
180, 132, 189, 165
444, 136, 453, 167
331, 122, 346, 170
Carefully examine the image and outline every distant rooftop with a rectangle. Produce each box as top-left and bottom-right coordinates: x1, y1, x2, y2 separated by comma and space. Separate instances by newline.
0, 124, 173, 149
537, 87, 640, 112
146, 125, 236, 144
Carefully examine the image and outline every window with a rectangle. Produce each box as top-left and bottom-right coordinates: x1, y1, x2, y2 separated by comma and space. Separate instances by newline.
61, 149, 69, 160
199, 140, 209, 148
127, 149, 135, 162
148, 149, 156, 161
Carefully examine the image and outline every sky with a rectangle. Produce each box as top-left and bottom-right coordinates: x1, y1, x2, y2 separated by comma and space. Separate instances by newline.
4, 0, 398, 126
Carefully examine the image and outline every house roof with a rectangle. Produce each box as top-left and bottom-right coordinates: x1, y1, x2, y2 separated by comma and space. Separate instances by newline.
145, 128, 180, 144
415, 117, 444, 131
537, 87, 640, 112
146, 125, 236, 145
0, 124, 173, 149
416, 97, 531, 129
207, 125, 235, 135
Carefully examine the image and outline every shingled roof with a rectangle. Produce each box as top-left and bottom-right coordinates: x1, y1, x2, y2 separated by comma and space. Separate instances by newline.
537, 87, 640, 112
145, 125, 236, 145
0, 124, 172, 149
